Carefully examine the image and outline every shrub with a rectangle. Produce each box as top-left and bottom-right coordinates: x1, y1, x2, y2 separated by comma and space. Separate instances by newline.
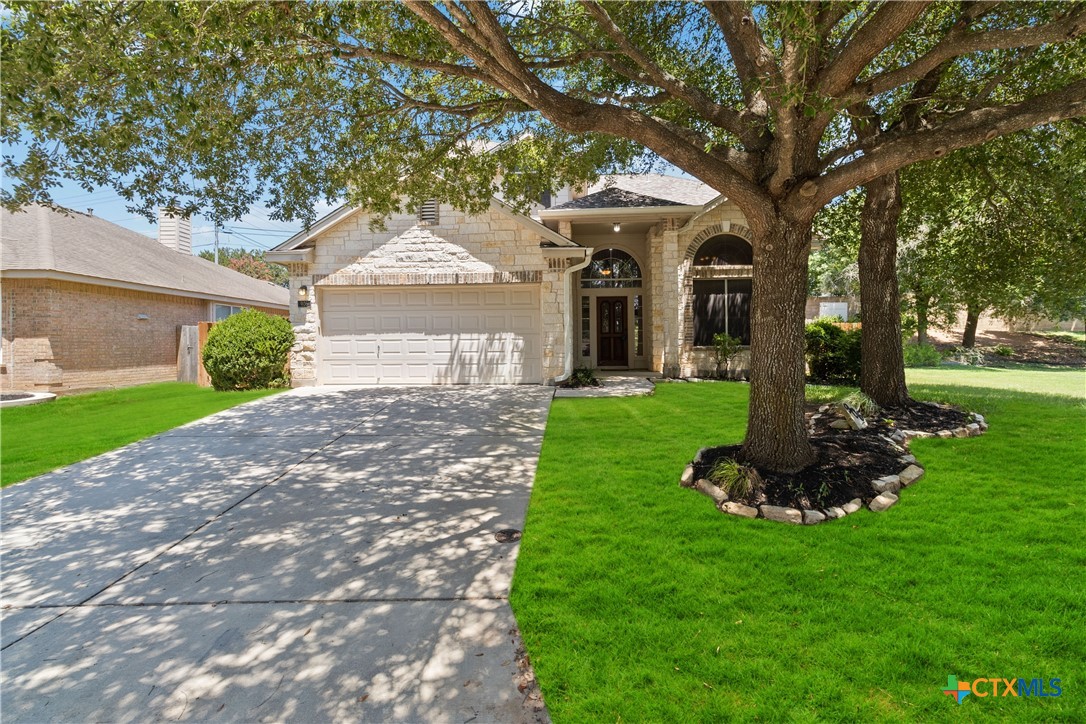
992, 344, 1014, 357
902, 342, 942, 367
202, 309, 295, 391
943, 345, 987, 366
707, 458, 760, 499
712, 332, 742, 378
804, 318, 861, 384
563, 365, 599, 388
841, 390, 879, 417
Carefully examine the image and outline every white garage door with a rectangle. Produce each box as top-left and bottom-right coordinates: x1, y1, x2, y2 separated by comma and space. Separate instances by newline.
318, 285, 542, 384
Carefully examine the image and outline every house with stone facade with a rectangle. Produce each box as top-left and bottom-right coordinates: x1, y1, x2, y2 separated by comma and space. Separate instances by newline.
1, 204, 289, 393
268, 174, 766, 386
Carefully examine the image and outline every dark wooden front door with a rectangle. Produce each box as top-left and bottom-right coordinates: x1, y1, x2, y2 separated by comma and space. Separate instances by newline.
597, 297, 629, 366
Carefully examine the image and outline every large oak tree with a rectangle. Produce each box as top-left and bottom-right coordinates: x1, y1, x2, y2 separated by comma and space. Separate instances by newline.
4, 1, 1085, 471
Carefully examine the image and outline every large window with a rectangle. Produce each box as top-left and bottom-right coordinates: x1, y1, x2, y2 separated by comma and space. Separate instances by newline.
581, 248, 642, 288
693, 279, 751, 345
691, 234, 753, 346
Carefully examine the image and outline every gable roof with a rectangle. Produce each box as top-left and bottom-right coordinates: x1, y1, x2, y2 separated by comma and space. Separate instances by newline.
270, 197, 579, 253
1, 205, 288, 309
549, 174, 720, 211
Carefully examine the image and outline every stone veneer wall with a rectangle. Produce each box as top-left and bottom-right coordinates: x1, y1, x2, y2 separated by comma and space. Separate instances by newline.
0, 278, 284, 394
282, 203, 573, 385
647, 200, 752, 377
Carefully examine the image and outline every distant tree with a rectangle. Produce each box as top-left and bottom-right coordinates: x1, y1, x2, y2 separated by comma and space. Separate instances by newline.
198, 247, 289, 287
899, 127, 1086, 347
811, 193, 861, 298
819, 125, 1086, 352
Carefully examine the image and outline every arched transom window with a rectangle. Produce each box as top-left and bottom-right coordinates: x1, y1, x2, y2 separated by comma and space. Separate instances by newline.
581, 248, 642, 288
691, 235, 752, 345
693, 234, 753, 266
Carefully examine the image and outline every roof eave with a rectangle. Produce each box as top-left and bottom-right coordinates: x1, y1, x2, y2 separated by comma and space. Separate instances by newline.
266, 248, 315, 264
488, 197, 581, 247
538, 204, 703, 221
0, 269, 289, 309
272, 205, 363, 251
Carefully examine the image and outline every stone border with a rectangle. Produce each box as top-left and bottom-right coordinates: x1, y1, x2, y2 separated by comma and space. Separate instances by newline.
680, 411, 988, 524
0, 391, 57, 408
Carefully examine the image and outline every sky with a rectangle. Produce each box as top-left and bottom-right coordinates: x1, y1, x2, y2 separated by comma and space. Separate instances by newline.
12, 175, 322, 254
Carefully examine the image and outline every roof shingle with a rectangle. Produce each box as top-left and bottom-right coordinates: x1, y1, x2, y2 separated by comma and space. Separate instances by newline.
1, 205, 288, 308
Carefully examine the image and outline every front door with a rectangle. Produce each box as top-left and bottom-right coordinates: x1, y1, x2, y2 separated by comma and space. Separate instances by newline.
597, 297, 629, 366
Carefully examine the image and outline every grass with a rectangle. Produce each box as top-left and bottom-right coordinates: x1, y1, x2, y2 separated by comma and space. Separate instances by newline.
907, 363, 1084, 398
1, 382, 281, 486
512, 373, 1085, 721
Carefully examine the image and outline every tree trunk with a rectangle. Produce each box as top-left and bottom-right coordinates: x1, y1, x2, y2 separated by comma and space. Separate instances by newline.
915, 290, 930, 345
742, 213, 816, 473
962, 305, 981, 347
857, 172, 911, 408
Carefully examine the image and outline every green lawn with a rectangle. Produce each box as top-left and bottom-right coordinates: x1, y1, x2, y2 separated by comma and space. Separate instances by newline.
906, 363, 1084, 399
512, 372, 1085, 721
1, 382, 281, 486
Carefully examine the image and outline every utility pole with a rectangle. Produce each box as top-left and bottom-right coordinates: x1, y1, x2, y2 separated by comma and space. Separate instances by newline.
214, 222, 220, 265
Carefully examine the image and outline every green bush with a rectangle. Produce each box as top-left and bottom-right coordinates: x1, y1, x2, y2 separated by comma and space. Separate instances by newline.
712, 332, 742, 378
563, 365, 599, 388
902, 342, 942, 367
992, 344, 1014, 357
841, 390, 880, 417
707, 458, 759, 499
202, 309, 295, 391
804, 318, 861, 384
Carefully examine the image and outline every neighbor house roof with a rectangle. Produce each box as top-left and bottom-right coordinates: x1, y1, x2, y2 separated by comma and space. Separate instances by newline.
549, 174, 720, 211
1, 205, 289, 309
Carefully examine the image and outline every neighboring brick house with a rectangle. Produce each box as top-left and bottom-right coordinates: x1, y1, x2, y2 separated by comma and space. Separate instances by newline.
1, 205, 289, 393
268, 174, 779, 385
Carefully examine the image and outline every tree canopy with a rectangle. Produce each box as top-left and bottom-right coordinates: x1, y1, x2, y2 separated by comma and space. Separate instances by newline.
4, 1, 1084, 470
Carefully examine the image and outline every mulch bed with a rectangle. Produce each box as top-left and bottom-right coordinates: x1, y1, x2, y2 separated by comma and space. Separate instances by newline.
692, 401, 970, 510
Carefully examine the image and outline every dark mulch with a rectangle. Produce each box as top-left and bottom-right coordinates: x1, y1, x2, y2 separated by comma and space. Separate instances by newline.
1, 393, 34, 402
692, 401, 971, 510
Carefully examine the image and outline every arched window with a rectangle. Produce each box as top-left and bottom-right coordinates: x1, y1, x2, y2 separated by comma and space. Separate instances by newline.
693, 234, 753, 266
581, 248, 642, 288
690, 235, 752, 345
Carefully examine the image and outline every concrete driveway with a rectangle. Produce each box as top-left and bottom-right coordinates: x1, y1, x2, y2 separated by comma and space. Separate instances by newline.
1, 385, 553, 722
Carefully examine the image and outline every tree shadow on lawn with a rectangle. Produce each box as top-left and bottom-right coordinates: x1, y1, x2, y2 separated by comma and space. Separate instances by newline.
512, 382, 1084, 722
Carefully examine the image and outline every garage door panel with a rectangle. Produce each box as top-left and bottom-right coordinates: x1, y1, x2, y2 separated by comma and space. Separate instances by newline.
318, 285, 541, 385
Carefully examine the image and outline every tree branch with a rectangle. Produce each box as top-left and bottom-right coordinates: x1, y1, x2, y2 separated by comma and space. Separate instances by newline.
844, 8, 1086, 104
817, 1, 932, 97
703, 0, 781, 115
403, 1, 768, 212
813, 79, 1086, 207
580, 1, 746, 138
334, 43, 491, 83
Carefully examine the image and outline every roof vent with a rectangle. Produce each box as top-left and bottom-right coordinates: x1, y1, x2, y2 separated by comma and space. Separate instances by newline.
417, 199, 439, 225
157, 209, 192, 255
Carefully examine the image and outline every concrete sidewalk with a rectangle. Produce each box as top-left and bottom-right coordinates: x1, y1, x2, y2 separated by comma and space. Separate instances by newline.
1, 386, 554, 723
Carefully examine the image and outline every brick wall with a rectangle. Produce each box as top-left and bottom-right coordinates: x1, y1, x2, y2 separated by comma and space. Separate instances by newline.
1, 278, 285, 394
